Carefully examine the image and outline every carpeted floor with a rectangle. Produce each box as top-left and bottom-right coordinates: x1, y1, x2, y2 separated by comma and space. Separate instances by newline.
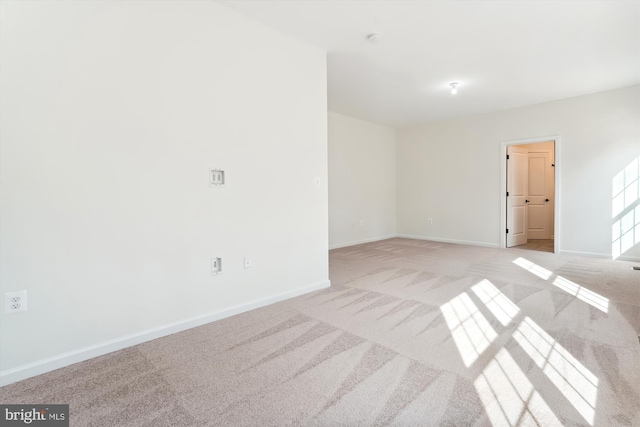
1, 238, 639, 426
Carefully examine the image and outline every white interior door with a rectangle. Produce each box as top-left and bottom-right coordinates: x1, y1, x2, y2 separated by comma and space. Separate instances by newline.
526, 151, 552, 239
507, 146, 528, 247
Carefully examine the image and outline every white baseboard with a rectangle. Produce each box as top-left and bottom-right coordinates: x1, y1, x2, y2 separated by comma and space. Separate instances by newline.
557, 249, 609, 258
396, 234, 500, 249
557, 250, 640, 263
0, 280, 330, 387
329, 234, 397, 250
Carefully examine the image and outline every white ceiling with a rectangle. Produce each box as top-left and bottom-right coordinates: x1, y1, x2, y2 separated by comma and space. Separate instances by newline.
218, 1, 640, 128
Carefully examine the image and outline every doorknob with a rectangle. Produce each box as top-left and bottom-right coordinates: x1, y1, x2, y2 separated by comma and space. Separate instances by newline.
525, 200, 530, 203
545, 198, 549, 202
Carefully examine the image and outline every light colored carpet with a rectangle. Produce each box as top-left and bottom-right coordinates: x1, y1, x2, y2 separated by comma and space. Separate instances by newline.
1, 238, 639, 426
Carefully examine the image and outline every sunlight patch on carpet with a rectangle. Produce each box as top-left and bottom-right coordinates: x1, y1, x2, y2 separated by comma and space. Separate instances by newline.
513, 257, 609, 313
512, 257, 552, 280
471, 279, 520, 326
552, 276, 609, 313
441, 293, 497, 367
474, 348, 563, 427
513, 316, 598, 425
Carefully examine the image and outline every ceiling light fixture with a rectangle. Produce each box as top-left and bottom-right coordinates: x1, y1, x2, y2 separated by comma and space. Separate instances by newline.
450, 82, 459, 95
367, 33, 382, 43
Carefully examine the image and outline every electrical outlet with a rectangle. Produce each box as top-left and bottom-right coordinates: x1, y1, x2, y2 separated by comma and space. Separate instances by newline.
211, 257, 222, 275
5, 290, 27, 314
209, 169, 225, 187
244, 257, 252, 269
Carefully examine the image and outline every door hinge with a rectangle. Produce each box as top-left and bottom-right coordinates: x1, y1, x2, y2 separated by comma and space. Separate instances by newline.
506, 191, 509, 197
506, 228, 509, 234
506, 154, 510, 160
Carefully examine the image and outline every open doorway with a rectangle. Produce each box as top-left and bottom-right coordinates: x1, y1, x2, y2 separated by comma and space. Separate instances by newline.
501, 137, 559, 253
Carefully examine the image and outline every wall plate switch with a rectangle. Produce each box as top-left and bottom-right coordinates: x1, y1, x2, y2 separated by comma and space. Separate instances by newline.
428, 218, 433, 224
211, 257, 222, 275
314, 176, 321, 188
244, 257, 252, 269
210, 169, 225, 187
5, 290, 27, 314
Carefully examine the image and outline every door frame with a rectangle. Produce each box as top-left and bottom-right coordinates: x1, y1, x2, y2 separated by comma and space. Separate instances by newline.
500, 135, 561, 253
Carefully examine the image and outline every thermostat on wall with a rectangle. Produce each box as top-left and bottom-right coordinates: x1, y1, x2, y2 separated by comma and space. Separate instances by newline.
210, 169, 225, 187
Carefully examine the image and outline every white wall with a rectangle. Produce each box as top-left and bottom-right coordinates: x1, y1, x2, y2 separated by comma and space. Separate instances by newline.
328, 112, 396, 248
0, 0, 328, 383
397, 85, 640, 259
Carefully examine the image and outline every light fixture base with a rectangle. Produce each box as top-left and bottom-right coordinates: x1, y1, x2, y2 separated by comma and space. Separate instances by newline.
367, 33, 382, 43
